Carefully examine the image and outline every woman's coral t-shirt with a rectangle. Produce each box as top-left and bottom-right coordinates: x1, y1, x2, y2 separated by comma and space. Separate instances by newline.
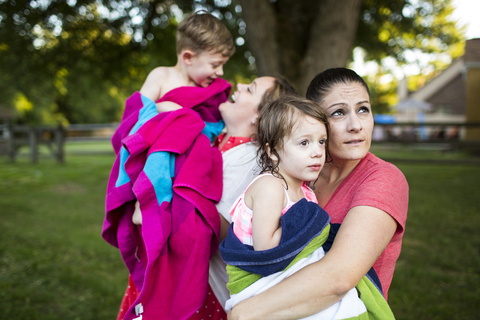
322, 152, 409, 299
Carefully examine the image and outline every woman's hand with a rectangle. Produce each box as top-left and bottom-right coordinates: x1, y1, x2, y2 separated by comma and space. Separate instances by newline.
132, 201, 142, 225
227, 206, 397, 319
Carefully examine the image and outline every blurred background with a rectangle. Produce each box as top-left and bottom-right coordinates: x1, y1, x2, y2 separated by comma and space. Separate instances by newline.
0, 0, 479, 319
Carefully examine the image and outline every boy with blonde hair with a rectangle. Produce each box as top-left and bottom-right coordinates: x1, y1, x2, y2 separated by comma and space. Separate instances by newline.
140, 10, 235, 112
103, 11, 235, 320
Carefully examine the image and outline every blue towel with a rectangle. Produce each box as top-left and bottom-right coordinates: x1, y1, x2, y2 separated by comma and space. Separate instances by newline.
219, 198, 330, 277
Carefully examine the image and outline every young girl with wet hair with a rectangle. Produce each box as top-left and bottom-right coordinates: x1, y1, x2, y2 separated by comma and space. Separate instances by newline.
220, 94, 396, 319
230, 94, 329, 251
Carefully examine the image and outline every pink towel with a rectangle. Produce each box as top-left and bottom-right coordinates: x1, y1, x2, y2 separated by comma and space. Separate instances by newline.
103, 78, 231, 319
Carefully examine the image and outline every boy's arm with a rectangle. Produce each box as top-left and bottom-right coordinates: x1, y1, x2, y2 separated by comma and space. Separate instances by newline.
140, 67, 183, 113
156, 101, 182, 113
140, 67, 167, 103
246, 176, 285, 251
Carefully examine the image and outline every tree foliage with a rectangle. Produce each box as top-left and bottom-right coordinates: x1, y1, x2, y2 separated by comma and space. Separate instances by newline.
0, 0, 254, 124
356, 0, 464, 63
1, 0, 178, 124
0, 0, 465, 123
234, 0, 464, 94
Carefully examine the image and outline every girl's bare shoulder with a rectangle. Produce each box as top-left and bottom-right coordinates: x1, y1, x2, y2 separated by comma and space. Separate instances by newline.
246, 175, 285, 200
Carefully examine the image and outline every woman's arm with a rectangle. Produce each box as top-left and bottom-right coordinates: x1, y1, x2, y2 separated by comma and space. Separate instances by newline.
228, 205, 397, 320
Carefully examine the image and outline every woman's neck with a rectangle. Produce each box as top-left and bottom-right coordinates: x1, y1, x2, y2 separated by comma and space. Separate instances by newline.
220, 125, 254, 150
314, 157, 362, 207
321, 158, 362, 184
218, 132, 230, 150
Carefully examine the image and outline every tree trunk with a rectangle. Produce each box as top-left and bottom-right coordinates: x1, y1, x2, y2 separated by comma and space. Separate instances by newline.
237, 0, 280, 75
299, 0, 363, 94
239, 0, 364, 95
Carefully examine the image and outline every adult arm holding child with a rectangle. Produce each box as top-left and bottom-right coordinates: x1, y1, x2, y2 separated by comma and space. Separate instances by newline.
229, 207, 397, 319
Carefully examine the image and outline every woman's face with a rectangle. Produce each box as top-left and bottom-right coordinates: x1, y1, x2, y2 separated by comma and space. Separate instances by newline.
219, 76, 275, 132
320, 82, 373, 162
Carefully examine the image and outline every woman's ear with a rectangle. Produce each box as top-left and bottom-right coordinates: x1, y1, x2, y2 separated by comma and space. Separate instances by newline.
251, 116, 258, 125
182, 50, 195, 65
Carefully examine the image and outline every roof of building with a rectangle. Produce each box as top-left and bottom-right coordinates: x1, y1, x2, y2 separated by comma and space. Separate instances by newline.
405, 38, 479, 102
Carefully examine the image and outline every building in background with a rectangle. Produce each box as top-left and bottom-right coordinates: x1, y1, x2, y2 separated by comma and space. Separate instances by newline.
393, 38, 480, 141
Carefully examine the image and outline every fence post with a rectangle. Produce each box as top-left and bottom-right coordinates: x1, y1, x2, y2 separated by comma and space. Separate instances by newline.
6, 122, 15, 162
55, 125, 65, 163
29, 127, 38, 163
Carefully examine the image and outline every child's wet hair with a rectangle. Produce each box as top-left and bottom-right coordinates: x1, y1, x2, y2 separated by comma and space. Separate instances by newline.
176, 11, 235, 57
256, 94, 330, 185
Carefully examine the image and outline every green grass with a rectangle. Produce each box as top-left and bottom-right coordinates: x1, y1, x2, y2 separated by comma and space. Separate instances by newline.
370, 143, 480, 161
388, 163, 480, 320
14, 140, 114, 158
0, 155, 125, 319
1, 145, 480, 319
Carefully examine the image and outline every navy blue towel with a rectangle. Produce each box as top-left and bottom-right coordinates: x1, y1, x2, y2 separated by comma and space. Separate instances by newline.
219, 198, 330, 277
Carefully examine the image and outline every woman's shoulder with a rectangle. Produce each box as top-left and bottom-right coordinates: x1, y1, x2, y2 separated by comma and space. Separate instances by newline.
337, 153, 409, 229
359, 152, 408, 183
222, 142, 258, 165
339, 152, 409, 211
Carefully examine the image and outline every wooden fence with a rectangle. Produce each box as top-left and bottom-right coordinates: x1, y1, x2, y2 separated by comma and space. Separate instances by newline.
0, 124, 65, 163
0, 123, 118, 162
1, 122, 480, 163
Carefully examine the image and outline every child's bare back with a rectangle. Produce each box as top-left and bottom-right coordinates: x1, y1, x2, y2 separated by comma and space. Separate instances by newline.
138, 11, 234, 112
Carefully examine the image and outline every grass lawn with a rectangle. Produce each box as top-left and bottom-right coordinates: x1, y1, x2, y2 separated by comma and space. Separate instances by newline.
1, 144, 479, 319
389, 163, 480, 320
0, 154, 125, 319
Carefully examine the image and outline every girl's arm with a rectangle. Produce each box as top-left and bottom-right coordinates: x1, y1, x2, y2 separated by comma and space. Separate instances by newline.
246, 176, 286, 251
228, 205, 397, 320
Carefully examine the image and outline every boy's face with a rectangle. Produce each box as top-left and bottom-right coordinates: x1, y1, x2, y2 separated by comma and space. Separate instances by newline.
186, 50, 229, 87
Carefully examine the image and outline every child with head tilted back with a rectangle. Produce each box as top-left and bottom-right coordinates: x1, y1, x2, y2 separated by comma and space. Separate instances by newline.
230, 95, 329, 251
140, 10, 234, 112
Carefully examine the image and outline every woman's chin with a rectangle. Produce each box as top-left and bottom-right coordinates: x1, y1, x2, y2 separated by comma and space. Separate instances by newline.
218, 101, 231, 112
332, 145, 370, 162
